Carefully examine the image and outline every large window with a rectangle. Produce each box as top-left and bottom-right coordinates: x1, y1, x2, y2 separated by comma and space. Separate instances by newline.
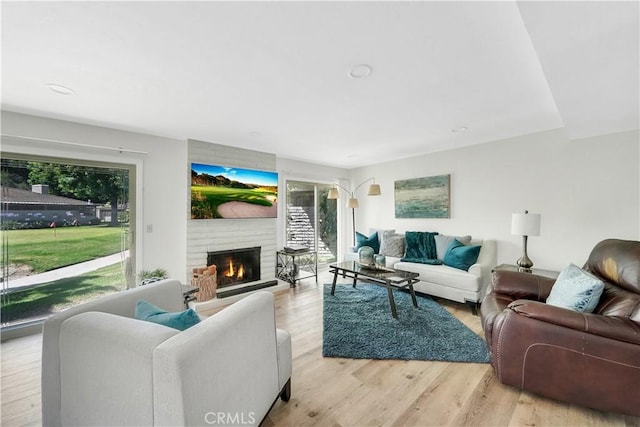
1, 155, 134, 328
285, 181, 337, 265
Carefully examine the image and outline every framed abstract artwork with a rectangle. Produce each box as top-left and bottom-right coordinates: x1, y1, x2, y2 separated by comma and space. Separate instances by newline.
394, 174, 450, 218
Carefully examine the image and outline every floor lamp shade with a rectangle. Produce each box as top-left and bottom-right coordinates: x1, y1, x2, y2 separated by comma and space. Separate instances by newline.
347, 198, 359, 208
367, 184, 381, 196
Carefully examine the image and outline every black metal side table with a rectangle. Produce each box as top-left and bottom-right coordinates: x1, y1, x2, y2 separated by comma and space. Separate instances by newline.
276, 249, 318, 286
181, 284, 199, 308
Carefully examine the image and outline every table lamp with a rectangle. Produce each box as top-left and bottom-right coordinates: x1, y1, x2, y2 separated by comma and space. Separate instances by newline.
511, 210, 541, 272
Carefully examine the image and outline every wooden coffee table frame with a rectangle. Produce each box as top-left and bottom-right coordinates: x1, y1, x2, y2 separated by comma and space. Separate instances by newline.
329, 261, 420, 319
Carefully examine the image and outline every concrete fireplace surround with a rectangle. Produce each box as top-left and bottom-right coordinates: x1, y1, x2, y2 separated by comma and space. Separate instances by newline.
186, 139, 289, 312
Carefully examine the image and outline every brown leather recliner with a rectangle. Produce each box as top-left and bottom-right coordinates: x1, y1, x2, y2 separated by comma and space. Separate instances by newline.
481, 239, 640, 416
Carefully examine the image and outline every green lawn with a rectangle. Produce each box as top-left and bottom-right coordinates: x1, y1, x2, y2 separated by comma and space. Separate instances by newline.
5, 225, 127, 273
1, 263, 124, 324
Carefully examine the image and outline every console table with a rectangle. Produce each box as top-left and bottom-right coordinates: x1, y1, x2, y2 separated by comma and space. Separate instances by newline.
276, 249, 317, 286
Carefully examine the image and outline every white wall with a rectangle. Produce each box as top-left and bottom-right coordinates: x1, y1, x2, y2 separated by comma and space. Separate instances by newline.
350, 128, 640, 272
1, 111, 189, 282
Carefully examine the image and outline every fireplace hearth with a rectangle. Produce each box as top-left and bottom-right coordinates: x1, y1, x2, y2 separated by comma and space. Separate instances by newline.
207, 247, 261, 288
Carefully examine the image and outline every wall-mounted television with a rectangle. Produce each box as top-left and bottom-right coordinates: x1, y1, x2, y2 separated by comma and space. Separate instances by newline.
190, 163, 278, 219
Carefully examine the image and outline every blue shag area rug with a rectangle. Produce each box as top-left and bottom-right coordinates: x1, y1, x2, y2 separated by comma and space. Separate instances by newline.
323, 283, 490, 363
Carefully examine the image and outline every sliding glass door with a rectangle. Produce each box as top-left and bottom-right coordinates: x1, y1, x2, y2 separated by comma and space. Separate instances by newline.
285, 180, 337, 265
1, 155, 134, 328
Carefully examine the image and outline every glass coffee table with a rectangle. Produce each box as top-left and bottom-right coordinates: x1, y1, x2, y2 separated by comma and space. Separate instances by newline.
329, 261, 420, 319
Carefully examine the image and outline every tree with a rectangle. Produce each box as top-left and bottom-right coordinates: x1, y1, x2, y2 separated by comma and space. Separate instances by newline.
319, 187, 337, 250
27, 162, 128, 225
0, 159, 30, 190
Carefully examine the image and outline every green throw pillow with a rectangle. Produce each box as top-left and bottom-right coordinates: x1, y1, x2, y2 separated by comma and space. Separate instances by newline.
546, 263, 604, 313
356, 231, 380, 253
135, 299, 201, 331
442, 239, 481, 271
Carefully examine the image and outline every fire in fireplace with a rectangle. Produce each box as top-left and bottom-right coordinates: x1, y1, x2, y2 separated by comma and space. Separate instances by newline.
207, 247, 261, 288
225, 259, 245, 281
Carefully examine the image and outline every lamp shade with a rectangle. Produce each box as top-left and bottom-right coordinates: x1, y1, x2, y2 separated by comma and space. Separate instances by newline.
347, 198, 359, 208
327, 188, 339, 199
367, 183, 381, 196
511, 212, 541, 236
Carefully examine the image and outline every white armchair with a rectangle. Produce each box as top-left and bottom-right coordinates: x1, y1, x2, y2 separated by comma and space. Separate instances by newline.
42, 279, 292, 427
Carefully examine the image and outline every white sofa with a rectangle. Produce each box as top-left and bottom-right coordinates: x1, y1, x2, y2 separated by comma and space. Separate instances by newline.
346, 235, 497, 313
42, 279, 292, 427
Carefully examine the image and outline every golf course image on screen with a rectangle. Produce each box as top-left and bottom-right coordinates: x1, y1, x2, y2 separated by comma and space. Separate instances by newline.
191, 163, 278, 219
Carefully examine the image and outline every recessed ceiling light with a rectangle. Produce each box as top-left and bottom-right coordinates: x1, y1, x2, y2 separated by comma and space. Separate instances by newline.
451, 126, 468, 133
348, 64, 373, 79
46, 83, 75, 95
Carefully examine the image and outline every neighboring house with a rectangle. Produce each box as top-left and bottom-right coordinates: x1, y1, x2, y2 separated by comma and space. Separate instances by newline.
0, 185, 100, 228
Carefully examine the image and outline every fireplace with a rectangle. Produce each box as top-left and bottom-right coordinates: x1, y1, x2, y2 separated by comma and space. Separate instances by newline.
207, 247, 261, 288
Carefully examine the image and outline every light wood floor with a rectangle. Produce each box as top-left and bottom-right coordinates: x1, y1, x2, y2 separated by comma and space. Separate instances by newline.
2, 270, 638, 427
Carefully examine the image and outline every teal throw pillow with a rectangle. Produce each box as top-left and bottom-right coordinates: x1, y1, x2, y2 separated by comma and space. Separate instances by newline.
546, 264, 604, 313
434, 234, 472, 260
442, 239, 481, 271
356, 231, 380, 253
135, 299, 201, 331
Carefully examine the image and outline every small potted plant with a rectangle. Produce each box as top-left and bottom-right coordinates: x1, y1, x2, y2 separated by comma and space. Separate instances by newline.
138, 268, 168, 285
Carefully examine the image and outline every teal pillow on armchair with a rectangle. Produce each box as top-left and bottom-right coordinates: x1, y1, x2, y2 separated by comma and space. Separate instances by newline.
135, 299, 201, 331
442, 239, 481, 271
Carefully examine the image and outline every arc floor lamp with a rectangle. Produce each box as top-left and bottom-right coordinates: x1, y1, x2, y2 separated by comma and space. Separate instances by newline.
327, 178, 381, 246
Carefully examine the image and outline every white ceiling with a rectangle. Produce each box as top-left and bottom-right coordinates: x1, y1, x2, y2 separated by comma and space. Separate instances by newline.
2, 1, 638, 169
